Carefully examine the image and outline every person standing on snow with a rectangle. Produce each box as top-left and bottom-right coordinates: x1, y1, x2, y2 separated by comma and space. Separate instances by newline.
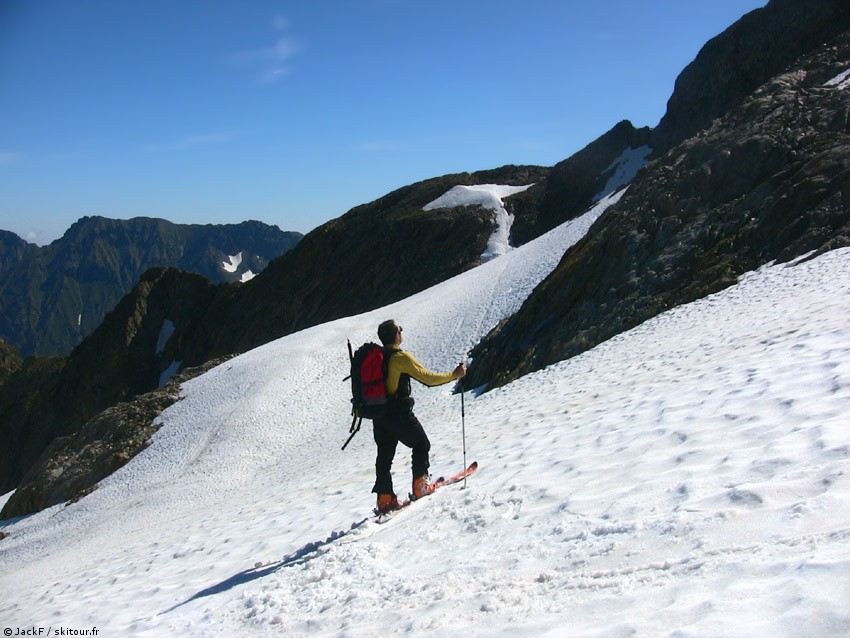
372, 319, 467, 513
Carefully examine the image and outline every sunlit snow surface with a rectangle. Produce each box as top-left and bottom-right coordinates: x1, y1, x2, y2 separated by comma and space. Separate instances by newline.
424, 183, 534, 262
222, 252, 243, 273
222, 251, 256, 282
2, 189, 849, 637
593, 145, 652, 202
825, 67, 850, 89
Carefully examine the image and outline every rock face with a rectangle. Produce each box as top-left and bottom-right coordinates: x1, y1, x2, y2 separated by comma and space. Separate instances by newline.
509, 121, 653, 246
0, 268, 216, 498
467, 22, 850, 391
0, 230, 37, 272
653, 0, 850, 153
0, 357, 232, 520
0, 356, 65, 499
0, 217, 302, 357
0, 338, 22, 386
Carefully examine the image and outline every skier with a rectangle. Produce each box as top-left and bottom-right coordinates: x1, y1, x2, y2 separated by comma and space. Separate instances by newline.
372, 319, 466, 513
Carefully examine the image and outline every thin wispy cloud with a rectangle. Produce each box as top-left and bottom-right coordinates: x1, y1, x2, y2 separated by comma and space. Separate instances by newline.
142, 133, 234, 153
0, 151, 19, 165
228, 15, 301, 84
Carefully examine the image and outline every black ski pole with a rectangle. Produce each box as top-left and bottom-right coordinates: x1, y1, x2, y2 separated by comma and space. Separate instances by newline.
460, 372, 468, 489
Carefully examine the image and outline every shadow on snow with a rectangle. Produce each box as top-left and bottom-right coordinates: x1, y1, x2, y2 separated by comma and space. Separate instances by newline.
162, 517, 370, 615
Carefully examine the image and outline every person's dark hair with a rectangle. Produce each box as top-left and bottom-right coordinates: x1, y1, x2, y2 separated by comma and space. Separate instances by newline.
378, 319, 399, 346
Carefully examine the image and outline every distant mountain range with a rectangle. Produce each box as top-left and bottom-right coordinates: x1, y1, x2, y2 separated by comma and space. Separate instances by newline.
2, 0, 849, 518
0, 217, 302, 357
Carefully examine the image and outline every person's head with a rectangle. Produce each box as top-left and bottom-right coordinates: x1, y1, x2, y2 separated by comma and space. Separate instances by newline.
378, 319, 403, 346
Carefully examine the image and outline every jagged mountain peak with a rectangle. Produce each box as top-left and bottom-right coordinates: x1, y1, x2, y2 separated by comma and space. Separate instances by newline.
653, 0, 850, 153
0, 215, 302, 357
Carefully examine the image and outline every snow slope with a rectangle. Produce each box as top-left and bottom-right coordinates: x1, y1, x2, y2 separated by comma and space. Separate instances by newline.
221, 251, 257, 282
593, 145, 652, 202
222, 252, 243, 273
2, 190, 849, 637
424, 183, 534, 262
825, 67, 850, 89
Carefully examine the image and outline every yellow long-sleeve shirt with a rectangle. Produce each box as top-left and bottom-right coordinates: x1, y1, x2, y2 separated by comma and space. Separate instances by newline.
384, 346, 457, 397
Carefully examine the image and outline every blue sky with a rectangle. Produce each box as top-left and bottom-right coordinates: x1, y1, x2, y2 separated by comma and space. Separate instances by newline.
1, 0, 766, 244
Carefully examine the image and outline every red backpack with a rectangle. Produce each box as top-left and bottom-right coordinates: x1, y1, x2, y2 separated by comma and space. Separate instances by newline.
343, 341, 391, 449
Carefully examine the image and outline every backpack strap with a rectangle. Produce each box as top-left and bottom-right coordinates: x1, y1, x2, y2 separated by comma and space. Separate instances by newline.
381, 346, 392, 394
342, 411, 361, 450
342, 339, 360, 450
382, 347, 412, 399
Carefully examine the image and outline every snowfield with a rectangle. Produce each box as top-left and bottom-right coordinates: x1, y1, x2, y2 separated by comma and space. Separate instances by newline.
593, 145, 652, 202
423, 183, 535, 262
1, 188, 849, 637
221, 251, 257, 282
222, 251, 244, 273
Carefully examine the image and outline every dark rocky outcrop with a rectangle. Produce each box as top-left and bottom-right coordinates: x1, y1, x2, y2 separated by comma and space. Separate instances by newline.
0, 230, 38, 272
509, 121, 653, 246
653, 0, 850, 153
0, 338, 22, 386
0, 356, 232, 520
0, 217, 301, 357
0, 268, 217, 498
467, 25, 850, 391
0, 356, 65, 497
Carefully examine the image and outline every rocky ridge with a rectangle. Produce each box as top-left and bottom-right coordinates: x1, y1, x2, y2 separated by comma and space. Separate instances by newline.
0, 217, 301, 357
0, 268, 217, 499
0, 338, 22, 386
1, 357, 233, 519
467, 23, 850, 391
653, 0, 850, 153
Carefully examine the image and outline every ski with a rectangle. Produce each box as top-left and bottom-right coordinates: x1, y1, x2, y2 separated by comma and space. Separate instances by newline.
440, 460, 478, 487
373, 461, 478, 523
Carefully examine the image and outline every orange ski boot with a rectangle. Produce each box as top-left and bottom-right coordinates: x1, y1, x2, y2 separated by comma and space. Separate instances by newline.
376, 493, 402, 513
412, 474, 437, 500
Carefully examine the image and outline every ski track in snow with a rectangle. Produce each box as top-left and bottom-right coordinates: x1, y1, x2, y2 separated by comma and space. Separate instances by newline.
1, 190, 850, 636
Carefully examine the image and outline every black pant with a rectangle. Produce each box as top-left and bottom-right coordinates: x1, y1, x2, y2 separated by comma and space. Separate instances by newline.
371, 398, 430, 495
